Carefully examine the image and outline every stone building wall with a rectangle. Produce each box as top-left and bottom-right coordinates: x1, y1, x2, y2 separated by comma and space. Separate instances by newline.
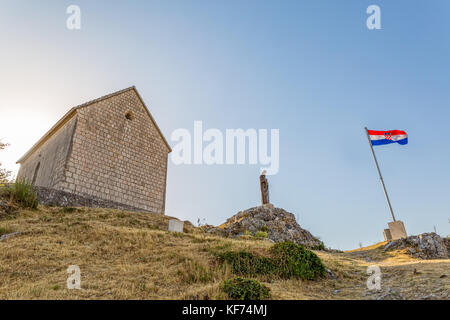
16, 116, 77, 188
56, 89, 169, 214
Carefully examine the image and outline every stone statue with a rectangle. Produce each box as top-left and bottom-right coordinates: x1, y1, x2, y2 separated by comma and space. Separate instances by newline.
260, 170, 269, 205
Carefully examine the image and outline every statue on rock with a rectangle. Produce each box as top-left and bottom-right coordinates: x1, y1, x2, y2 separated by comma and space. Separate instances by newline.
200, 170, 323, 248
260, 170, 270, 205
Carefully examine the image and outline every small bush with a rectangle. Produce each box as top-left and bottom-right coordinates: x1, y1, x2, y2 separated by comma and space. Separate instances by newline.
4, 180, 38, 209
222, 277, 270, 300
0, 184, 9, 198
270, 242, 326, 280
217, 242, 326, 280
313, 242, 326, 251
254, 231, 268, 238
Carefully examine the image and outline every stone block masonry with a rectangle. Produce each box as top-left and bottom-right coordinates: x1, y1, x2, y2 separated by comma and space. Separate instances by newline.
16, 87, 171, 214
383, 228, 392, 241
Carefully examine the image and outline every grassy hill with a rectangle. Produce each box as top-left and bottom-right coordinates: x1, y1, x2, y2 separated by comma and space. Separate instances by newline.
0, 207, 448, 300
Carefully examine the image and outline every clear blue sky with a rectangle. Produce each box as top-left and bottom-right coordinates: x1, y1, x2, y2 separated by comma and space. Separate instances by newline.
1, 1, 449, 249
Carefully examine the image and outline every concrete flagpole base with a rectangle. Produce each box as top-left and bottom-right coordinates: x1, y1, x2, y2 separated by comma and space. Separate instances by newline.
383, 220, 407, 241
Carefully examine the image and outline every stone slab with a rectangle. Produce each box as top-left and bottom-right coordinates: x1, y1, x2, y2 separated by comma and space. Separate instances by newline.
168, 219, 184, 233
383, 228, 392, 241
388, 220, 407, 240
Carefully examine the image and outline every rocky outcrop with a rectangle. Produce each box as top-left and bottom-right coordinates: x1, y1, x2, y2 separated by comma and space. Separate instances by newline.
384, 233, 449, 259
443, 237, 450, 255
202, 205, 323, 248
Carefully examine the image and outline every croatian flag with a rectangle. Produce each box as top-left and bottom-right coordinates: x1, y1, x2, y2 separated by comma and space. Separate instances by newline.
368, 129, 408, 146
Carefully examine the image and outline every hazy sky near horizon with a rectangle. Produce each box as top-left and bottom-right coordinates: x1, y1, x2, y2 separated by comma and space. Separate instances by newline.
1, 1, 449, 249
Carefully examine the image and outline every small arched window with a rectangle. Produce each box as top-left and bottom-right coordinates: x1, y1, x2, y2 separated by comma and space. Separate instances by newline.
125, 111, 134, 121
32, 162, 40, 185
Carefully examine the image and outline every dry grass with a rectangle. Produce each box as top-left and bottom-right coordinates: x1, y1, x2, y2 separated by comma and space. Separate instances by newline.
0, 207, 448, 300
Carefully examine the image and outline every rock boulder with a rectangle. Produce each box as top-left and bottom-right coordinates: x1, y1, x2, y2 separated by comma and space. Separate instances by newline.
203, 205, 323, 248
384, 233, 448, 259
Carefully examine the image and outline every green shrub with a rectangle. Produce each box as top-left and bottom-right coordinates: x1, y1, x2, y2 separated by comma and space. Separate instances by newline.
217, 242, 326, 280
0, 184, 8, 197
4, 180, 38, 209
254, 231, 268, 238
217, 251, 275, 276
222, 277, 270, 300
270, 242, 326, 280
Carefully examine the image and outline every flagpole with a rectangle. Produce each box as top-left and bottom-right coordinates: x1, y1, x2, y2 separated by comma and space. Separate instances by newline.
364, 127, 397, 222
